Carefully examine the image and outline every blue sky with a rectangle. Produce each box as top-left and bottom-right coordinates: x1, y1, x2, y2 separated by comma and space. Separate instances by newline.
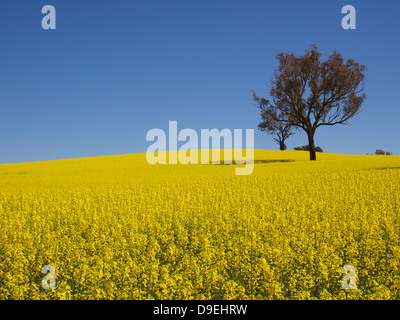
0, 0, 399, 163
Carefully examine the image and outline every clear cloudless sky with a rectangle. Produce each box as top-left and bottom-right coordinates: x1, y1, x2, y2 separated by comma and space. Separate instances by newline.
0, 0, 399, 163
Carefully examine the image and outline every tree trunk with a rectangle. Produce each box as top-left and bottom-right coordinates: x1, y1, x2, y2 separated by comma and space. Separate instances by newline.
277, 135, 286, 151
279, 140, 285, 151
307, 132, 316, 161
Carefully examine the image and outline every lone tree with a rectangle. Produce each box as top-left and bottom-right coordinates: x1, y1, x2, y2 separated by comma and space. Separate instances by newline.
253, 45, 367, 160
258, 113, 294, 150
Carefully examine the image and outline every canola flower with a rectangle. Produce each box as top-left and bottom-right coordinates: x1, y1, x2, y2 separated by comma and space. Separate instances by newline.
0, 150, 399, 300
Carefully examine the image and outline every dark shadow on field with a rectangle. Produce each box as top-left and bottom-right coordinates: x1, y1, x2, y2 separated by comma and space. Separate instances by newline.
1, 171, 33, 175
371, 167, 400, 170
211, 159, 295, 165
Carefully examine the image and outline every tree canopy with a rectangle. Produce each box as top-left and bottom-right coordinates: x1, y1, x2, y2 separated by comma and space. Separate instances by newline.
253, 45, 367, 160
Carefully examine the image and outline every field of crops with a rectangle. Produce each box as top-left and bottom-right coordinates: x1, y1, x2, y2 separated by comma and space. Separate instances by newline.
0, 150, 399, 300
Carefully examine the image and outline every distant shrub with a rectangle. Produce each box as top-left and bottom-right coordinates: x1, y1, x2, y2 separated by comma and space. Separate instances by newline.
294, 145, 323, 152
375, 150, 392, 155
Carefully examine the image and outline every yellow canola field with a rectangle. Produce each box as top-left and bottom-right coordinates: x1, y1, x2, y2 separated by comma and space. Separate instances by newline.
0, 150, 399, 300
